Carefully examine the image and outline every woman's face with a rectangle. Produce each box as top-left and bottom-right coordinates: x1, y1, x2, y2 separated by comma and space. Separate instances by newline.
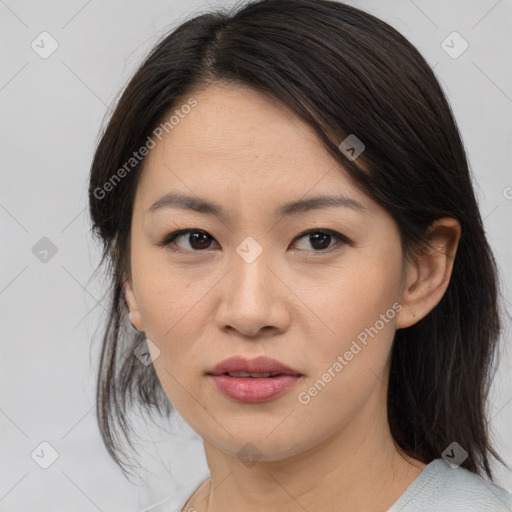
125, 83, 410, 461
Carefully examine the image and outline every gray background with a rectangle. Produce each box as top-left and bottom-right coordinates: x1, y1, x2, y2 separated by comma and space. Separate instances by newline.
1, 0, 511, 510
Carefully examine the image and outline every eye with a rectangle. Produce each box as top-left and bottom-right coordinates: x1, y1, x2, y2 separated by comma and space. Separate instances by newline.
158, 228, 351, 254
292, 229, 350, 252
159, 229, 218, 252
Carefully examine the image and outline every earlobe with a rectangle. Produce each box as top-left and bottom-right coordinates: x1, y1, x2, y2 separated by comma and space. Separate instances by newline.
124, 280, 144, 331
396, 217, 461, 330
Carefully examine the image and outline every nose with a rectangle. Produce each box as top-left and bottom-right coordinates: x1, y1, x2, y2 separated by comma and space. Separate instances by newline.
214, 245, 291, 338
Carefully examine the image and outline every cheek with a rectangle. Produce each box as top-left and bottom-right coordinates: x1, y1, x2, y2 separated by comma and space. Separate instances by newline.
129, 250, 207, 376
296, 246, 403, 403
305, 245, 403, 347
131, 242, 204, 330
137, 282, 204, 360
295, 299, 398, 441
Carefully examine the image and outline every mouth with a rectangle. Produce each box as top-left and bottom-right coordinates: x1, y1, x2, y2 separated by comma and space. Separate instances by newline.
207, 373, 303, 403
208, 371, 299, 378
205, 356, 303, 403
206, 355, 302, 377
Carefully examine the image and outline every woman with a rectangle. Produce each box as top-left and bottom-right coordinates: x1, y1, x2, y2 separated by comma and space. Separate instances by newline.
88, 0, 512, 510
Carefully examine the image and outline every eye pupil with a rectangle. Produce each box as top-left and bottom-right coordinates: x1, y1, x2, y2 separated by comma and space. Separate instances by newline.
190, 232, 211, 249
309, 232, 331, 250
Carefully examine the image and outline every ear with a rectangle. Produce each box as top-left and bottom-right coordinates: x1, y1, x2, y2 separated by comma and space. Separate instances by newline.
124, 279, 145, 331
396, 217, 461, 329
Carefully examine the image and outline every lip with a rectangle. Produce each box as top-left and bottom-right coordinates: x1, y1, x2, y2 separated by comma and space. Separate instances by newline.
206, 356, 303, 403
207, 356, 301, 376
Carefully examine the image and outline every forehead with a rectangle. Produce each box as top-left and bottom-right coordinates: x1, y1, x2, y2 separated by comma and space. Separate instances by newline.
136, 83, 374, 217
159, 84, 327, 166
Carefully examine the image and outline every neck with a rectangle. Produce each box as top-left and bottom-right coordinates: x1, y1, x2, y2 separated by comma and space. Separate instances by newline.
189, 380, 426, 512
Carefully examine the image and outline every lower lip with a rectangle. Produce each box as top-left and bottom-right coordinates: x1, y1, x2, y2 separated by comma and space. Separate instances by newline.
209, 374, 302, 403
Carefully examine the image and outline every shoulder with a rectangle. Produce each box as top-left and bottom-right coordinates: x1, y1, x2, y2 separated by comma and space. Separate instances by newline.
390, 458, 512, 512
141, 479, 206, 512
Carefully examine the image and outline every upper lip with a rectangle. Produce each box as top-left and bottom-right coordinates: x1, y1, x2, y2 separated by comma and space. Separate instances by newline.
207, 356, 302, 376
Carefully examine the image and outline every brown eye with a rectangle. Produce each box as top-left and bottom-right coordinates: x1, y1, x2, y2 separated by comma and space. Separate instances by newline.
292, 229, 350, 252
160, 229, 217, 251
184, 231, 214, 250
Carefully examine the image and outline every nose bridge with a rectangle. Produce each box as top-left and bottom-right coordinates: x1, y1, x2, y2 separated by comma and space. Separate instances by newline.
231, 235, 274, 303
215, 235, 286, 336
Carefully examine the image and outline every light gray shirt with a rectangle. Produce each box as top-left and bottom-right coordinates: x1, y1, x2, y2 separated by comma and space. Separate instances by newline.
143, 458, 512, 511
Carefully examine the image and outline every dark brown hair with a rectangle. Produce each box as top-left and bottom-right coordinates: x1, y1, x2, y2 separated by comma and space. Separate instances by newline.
88, 0, 507, 480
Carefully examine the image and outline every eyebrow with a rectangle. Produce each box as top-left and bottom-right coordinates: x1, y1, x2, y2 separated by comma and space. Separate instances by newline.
148, 192, 367, 219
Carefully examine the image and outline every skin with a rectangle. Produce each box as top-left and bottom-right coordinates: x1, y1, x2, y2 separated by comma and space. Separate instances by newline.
124, 83, 461, 512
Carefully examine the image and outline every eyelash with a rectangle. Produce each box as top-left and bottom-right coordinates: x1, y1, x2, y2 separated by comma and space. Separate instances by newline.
157, 228, 352, 255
